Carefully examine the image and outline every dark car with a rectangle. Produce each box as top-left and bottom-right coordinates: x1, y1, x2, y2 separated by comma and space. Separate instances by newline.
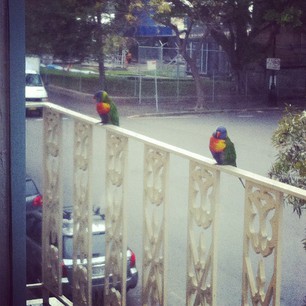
26, 209, 138, 303
26, 176, 43, 211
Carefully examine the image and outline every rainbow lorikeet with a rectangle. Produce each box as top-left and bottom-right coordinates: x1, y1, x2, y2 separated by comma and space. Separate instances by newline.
93, 90, 119, 126
209, 126, 237, 166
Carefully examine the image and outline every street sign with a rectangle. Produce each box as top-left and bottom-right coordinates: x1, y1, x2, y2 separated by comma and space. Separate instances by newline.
266, 58, 281, 70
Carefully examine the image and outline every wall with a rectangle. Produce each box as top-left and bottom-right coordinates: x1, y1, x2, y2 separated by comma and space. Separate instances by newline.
0, 1, 11, 303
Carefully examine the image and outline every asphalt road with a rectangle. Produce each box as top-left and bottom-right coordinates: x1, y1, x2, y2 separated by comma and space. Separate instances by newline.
26, 93, 306, 306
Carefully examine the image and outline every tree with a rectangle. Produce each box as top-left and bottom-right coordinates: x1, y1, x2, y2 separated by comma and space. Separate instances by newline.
268, 106, 306, 216
128, 0, 210, 109
130, 0, 305, 107
207, 0, 304, 93
26, 0, 131, 88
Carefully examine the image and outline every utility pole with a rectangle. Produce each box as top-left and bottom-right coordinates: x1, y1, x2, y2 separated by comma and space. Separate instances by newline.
267, 36, 279, 106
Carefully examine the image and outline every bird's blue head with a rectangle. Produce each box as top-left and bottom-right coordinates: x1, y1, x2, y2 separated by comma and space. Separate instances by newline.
215, 126, 227, 139
93, 91, 103, 102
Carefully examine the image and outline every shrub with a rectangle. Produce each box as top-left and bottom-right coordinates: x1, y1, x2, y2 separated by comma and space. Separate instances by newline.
268, 106, 306, 216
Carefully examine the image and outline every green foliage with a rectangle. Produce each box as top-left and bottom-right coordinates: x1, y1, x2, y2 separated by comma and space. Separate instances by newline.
141, 0, 306, 96
264, 6, 303, 27
268, 106, 306, 216
26, 0, 130, 62
43, 69, 100, 93
41, 67, 236, 98
42, 68, 198, 97
26, 0, 93, 60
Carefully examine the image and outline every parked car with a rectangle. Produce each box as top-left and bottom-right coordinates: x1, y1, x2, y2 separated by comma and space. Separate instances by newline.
26, 209, 138, 303
26, 176, 42, 211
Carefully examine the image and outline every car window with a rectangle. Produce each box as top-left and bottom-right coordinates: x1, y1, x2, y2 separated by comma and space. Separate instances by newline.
26, 74, 43, 86
63, 232, 106, 259
26, 179, 38, 197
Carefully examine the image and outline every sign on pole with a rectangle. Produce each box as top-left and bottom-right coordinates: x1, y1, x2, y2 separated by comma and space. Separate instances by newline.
266, 58, 281, 70
147, 60, 157, 71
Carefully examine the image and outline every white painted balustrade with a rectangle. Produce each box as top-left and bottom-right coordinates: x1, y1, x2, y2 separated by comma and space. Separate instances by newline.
27, 102, 306, 306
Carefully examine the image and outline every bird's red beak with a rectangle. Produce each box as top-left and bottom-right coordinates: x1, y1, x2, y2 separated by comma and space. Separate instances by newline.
216, 131, 220, 138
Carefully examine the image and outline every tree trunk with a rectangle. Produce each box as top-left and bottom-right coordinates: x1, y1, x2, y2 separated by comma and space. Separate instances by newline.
232, 68, 246, 95
173, 20, 209, 110
98, 52, 106, 90
187, 59, 206, 109
96, 9, 106, 91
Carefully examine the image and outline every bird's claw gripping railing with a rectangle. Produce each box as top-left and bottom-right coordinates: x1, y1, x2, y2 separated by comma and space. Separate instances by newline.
26, 102, 306, 306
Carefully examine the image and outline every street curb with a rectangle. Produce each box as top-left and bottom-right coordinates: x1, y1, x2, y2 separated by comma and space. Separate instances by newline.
127, 106, 284, 118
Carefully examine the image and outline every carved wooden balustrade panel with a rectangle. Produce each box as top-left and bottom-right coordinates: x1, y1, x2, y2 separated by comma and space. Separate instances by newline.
72, 120, 93, 306
142, 145, 169, 306
36, 103, 306, 306
242, 181, 283, 306
104, 130, 128, 306
42, 108, 63, 295
186, 161, 220, 306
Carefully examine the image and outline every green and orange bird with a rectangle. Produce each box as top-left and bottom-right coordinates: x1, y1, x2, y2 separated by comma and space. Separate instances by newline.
209, 126, 237, 166
209, 126, 245, 187
93, 90, 119, 126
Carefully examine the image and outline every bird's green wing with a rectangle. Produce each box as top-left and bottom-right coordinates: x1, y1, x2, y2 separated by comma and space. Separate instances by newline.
224, 137, 237, 166
109, 102, 119, 126
102, 91, 119, 126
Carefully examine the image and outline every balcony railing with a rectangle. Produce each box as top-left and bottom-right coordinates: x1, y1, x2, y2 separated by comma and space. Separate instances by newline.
26, 102, 306, 306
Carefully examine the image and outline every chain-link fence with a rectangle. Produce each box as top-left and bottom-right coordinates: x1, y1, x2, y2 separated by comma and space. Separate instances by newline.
42, 45, 306, 111
138, 44, 230, 77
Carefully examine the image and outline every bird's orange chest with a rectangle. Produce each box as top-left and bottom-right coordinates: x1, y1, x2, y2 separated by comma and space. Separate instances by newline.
209, 137, 226, 152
